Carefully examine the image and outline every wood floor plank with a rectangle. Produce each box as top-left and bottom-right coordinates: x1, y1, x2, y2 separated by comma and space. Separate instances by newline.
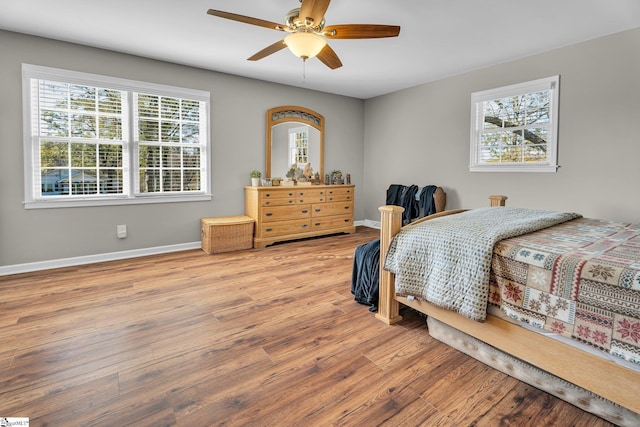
470, 383, 567, 426
2, 373, 120, 422
0, 226, 615, 426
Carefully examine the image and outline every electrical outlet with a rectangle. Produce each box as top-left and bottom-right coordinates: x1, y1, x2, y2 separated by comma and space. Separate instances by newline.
117, 224, 127, 239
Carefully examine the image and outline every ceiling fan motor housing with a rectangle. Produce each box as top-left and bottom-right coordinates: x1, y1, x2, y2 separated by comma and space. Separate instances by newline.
286, 8, 325, 32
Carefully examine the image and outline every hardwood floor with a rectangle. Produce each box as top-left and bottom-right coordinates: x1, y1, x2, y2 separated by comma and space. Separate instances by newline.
0, 227, 613, 426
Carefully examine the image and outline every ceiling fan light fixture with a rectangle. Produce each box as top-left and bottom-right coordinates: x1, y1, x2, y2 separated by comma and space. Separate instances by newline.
284, 31, 326, 60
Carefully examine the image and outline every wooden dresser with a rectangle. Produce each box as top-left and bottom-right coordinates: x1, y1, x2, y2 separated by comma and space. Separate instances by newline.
244, 184, 356, 248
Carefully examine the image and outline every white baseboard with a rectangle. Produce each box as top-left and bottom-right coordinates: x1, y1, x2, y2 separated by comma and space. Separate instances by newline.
0, 242, 202, 276
362, 219, 381, 229
355, 219, 380, 229
2, 222, 380, 276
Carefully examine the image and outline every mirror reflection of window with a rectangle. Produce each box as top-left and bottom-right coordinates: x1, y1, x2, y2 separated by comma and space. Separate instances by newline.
288, 126, 309, 168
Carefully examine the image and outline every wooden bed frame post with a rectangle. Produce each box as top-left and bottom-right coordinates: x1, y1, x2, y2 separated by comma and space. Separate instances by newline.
489, 195, 507, 207
375, 205, 405, 325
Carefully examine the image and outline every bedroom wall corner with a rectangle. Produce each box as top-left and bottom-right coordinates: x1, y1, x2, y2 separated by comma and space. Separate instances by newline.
361, 27, 640, 223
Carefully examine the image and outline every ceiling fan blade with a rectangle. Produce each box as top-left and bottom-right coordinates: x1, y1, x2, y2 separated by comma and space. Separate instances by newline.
316, 44, 342, 69
207, 9, 285, 31
299, 0, 331, 27
247, 40, 288, 61
324, 24, 401, 39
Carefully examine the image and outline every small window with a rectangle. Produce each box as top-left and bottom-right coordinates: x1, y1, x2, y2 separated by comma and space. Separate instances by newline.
22, 64, 211, 208
469, 76, 559, 172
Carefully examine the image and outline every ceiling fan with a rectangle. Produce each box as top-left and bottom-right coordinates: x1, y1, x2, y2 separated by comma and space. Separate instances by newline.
207, 0, 400, 69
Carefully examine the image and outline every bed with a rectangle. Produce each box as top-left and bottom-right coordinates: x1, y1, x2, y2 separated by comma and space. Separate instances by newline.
375, 196, 640, 426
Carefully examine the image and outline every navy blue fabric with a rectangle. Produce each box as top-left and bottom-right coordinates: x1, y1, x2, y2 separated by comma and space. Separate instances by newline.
386, 184, 405, 205
351, 238, 381, 311
418, 185, 438, 217
400, 185, 419, 224
352, 184, 442, 312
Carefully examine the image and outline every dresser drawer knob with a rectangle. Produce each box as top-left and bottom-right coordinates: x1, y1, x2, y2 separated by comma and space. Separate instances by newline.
265, 193, 271, 197
301, 209, 309, 214
265, 228, 273, 232
344, 206, 350, 210
315, 208, 321, 212
315, 222, 321, 226
288, 192, 293, 196
266, 212, 273, 217
301, 224, 308, 228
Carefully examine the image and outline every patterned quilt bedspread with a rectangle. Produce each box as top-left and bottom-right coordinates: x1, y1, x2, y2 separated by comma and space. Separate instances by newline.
491, 217, 640, 364
384, 207, 580, 321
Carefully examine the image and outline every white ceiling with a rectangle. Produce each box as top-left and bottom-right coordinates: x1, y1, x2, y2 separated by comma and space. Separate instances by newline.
2, 0, 640, 99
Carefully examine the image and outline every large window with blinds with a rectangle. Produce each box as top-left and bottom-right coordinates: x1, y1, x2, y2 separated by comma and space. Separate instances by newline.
469, 76, 560, 172
22, 64, 210, 208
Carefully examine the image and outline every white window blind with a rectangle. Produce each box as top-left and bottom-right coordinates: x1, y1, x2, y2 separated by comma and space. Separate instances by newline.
33, 79, 128, 198
135, 94, 206, 194
22, 64, 211, 208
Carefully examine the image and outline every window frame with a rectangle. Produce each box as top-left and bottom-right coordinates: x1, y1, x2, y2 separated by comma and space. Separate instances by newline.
22, 64, 211, 209
469, 75, 560, 172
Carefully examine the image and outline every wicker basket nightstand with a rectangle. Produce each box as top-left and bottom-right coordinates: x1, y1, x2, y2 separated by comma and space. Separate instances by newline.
201, 215, 255, 254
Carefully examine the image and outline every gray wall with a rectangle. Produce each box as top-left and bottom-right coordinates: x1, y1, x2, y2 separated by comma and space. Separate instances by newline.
0, 30, 364, 267
363, 28, 640, 224
3, 27, 639, 269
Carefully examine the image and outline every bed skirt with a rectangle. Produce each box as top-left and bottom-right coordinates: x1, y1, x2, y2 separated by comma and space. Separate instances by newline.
426, 316, 640, 426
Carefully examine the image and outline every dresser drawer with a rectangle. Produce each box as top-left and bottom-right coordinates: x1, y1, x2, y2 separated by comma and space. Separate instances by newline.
326, 187, 353, 200
296, 188, 325, 204
260, 189, 296, 205
311, 214, 353, 230
311, 202, 353, 217
260, 219, 311, 236
326, 192, 353, 202
261, 197, 295, 207
262, 189, 296, 199
261, 205, 311, 222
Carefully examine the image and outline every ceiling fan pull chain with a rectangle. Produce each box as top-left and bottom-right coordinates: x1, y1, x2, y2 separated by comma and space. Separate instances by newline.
302, 59, 306, 84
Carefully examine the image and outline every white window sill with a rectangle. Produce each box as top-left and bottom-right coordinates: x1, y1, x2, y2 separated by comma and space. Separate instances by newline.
24, 193, 212, 209
469, 164, 559, 173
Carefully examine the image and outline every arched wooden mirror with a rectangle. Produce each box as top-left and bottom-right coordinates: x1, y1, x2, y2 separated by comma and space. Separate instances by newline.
266, 106, 324, 179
